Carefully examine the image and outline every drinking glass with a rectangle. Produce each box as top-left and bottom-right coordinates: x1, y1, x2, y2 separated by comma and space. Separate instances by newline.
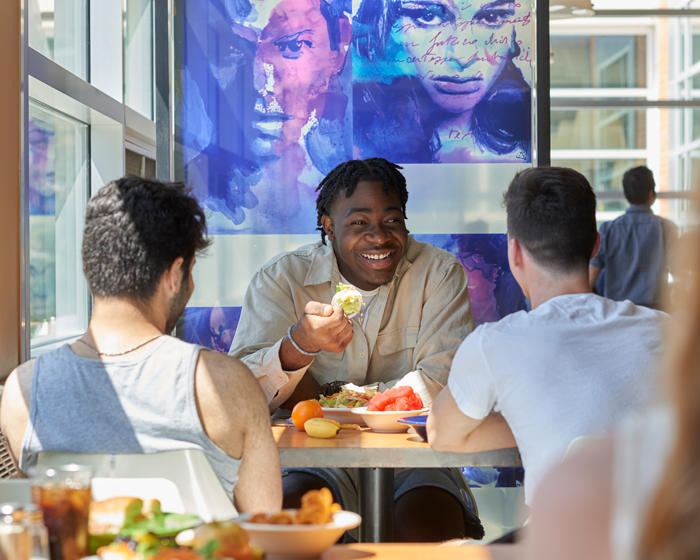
28, 464, 91, 560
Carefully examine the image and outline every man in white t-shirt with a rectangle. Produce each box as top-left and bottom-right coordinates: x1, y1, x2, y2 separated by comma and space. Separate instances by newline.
428, 166, 667, 509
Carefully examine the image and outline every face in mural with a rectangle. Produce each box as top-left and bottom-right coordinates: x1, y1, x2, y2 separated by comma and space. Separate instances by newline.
391, 0, 520, 115
244, 0, 350, 160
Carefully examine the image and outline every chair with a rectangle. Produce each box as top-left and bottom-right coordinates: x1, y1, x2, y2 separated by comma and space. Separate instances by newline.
0, 426, 19, 479
37, 449, 237, 521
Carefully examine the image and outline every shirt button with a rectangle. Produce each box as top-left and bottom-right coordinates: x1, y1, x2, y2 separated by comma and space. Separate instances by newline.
360, 353, 365, 358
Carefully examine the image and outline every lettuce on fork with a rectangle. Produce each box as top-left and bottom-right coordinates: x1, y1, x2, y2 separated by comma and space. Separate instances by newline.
331, 283, 363, 316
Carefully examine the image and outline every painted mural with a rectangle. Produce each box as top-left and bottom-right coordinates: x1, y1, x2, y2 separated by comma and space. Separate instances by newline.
352, 0, 532, 163
175, 0, 534, 234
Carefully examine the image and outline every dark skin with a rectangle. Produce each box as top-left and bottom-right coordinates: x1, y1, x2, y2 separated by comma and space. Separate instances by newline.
279, 180, 409, 408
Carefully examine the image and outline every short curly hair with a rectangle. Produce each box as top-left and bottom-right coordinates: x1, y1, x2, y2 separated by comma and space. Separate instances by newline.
315, 158, 408, 244
82, 176, 211, 301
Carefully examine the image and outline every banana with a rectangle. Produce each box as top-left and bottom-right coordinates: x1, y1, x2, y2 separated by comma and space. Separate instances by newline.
304, 417, 340, 438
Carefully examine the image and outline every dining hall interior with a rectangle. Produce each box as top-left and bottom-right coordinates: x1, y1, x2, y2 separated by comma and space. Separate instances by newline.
1, 0, 700, 559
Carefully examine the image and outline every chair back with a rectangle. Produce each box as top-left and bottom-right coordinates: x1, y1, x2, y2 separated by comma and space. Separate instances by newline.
0, 427, 19, 479
37, 449, 236, 521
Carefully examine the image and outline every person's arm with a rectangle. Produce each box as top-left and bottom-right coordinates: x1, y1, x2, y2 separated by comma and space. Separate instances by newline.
229, 268, 351, 410
427, 325, 498, 451
427, 387, 484, 451
522, 436, 614, 560
0, 360, 35, 473
195, 350, 282, 513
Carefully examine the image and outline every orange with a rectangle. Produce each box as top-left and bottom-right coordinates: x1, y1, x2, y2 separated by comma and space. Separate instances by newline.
291, 400, 323, 431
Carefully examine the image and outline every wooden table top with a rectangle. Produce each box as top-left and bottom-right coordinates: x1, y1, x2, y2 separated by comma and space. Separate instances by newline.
320, 543, 518, 559
272, 413, 520, 468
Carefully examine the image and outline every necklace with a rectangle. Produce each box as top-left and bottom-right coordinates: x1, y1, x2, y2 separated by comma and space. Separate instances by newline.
76, 334, 162, 357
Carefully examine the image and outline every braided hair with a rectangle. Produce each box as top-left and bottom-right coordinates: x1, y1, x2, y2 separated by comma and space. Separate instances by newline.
315, 158, 408, 244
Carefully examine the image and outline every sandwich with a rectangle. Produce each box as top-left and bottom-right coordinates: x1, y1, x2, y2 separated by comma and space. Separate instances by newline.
331, 283, 363, 316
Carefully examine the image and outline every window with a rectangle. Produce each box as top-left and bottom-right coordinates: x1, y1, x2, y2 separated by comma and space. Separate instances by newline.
22, 0, 158, 357
28, 0, 88, 79
551, 12, 700, 230
28, 102, 89, 346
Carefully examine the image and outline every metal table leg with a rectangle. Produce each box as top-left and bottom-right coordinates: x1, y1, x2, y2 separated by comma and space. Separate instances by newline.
358, 467, 394, 542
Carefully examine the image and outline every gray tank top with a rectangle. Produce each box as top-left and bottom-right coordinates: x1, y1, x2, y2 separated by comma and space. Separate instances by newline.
20, 336, 241, 499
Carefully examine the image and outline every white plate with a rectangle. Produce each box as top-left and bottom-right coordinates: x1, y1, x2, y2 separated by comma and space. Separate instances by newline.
351, 407, 430, 433
237, 510, 361, 558
321, 407, 366, 426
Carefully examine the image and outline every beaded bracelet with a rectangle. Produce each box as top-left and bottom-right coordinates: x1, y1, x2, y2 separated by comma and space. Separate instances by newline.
286, 325, 320, 356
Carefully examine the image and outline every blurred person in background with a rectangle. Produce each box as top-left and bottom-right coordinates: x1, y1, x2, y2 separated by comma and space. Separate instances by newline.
590, 165, 677, 311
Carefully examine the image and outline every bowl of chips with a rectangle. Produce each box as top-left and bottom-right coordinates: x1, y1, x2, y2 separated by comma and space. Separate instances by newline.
236, 488, 360, 558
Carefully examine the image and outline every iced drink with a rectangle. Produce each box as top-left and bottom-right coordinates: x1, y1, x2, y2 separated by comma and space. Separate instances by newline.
29, 465, 91, 560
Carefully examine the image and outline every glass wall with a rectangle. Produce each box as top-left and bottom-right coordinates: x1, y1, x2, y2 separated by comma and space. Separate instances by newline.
22, 0, 157, 357
551, 8, 700, 230
28, 0, 88, 79
28, 102, 89, 344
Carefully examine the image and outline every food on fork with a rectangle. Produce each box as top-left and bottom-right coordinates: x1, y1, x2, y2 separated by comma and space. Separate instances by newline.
366, 385, 424, 411
248, 488, 341, 525
331, 282, 363, 316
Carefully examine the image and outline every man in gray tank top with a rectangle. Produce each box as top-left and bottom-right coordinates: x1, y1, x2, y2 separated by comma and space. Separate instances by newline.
1, 176, 282, 513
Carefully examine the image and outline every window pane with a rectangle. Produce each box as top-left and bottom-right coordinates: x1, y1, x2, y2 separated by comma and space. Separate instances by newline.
29, 102, 89, 351
124, 0, 154, 119
28, 0, 88, 79
551, 158, 645, 195
551, 36, 646, 88
551, 109, 646, 149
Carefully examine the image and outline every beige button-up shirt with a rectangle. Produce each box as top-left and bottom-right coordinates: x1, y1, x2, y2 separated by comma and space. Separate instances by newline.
229, 236, 475, 410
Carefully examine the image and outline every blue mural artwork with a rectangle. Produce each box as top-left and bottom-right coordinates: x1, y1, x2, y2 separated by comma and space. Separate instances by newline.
352, 0, 532, 164
414, 233, 528, 324
180, 306, 243, 354
175, 0, 534, 234
176, 0, 353, 234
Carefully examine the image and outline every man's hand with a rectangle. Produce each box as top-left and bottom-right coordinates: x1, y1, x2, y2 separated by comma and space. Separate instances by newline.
293, 301, 354, 354
279, 301, 354, 371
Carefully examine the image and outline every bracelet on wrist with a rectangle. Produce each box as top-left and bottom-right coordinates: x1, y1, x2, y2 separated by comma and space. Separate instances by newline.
286, 325, 321, 357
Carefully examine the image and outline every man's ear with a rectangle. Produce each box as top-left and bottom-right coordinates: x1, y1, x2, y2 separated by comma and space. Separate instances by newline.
590, 232, 601, 260
507, 235, 523, 270
164, 256, 186, 294
321, 215, 334, 240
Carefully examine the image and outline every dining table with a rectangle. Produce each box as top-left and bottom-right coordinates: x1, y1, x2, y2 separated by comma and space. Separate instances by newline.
272, 413, 520, 542
320, 542, 518, 559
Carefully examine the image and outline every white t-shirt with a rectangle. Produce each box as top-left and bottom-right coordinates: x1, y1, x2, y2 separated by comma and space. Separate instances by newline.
447, 293, 666, 504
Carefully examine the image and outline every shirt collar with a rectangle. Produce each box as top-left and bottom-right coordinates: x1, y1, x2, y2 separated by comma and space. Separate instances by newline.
303, 236, 419, 287
626, 204, 653, 214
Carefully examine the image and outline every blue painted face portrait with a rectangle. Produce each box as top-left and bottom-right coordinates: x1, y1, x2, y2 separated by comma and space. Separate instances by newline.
177, 0, 352, 234
352, 0, 533, 163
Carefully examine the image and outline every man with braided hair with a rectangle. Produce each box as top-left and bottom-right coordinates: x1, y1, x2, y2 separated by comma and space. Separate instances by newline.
229, 157, 482, 541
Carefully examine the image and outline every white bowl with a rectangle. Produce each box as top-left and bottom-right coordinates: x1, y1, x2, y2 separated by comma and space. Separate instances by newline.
351, 407, 430, 433
237, 510, 361, 558
321, 407, 366, 426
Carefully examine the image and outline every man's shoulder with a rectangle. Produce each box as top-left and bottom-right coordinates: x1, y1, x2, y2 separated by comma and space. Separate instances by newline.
256, 241, 327, 275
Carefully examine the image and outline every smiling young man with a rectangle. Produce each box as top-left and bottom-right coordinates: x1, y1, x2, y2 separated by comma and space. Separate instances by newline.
229, 157, 480, 540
